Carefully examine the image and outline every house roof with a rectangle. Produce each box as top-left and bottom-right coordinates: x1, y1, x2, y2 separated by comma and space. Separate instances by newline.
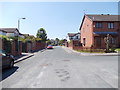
86, 14, 120, 21
0, 29, 7, 33
79, 14, 120, 30
0, 28, 19, 33
68, 33, 80, 37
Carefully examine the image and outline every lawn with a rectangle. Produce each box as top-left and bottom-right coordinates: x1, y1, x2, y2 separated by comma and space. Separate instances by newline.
76, 49, 105, 53
115, 48, 120, 52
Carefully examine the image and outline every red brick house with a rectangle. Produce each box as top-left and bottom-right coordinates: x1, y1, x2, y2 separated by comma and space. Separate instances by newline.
80, 14, 120, 49
65, 33, 82, 50
67, 33, 80, 41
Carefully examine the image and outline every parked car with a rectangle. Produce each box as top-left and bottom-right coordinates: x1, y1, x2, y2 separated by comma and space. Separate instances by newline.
47, 45, 53, 49
0, 50, 14, 69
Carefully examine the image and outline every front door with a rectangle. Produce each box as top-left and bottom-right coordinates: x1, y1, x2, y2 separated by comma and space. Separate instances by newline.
95, 37, 101, 48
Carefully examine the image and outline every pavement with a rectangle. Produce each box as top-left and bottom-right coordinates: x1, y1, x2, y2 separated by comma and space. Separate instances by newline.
62, 46, 120, 56
14, 53, 34, 63
14, 49, 46, 63
2, 46, 118, 88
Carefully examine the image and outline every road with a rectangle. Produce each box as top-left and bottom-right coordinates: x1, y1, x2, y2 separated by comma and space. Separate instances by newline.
2, 46, 118, 88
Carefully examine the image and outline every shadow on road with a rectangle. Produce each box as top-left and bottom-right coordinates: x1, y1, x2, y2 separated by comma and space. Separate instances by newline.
46, 48, 55, 50
2, 66, 19, 80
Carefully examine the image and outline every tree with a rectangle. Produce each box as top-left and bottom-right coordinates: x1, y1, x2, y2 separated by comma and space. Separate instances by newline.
55, 38, 59, 41
104, 34, 113, 53
58, 39, 64, 46
55, 38, 59, 46
46, 39, 51, 45
36, 28, 47, 41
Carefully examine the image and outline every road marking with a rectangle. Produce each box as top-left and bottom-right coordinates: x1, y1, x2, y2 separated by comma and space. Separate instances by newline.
43, 66, 47, 69
37, 66, 47, 79
37, 72, 43, 79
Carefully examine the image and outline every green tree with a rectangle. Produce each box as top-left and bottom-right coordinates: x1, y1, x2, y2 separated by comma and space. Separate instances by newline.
58, 39, 63, 45
36, 28, 47, 41
55, 38, 59, 41
46, 39, 51, 45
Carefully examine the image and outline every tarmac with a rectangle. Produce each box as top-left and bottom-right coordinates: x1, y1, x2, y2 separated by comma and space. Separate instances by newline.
14, 47, 119, 64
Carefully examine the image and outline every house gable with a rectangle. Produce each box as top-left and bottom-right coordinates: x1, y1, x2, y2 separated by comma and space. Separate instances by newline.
80, 15, 93, 47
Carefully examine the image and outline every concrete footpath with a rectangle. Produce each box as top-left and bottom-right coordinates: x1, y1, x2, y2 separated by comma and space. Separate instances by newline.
14, 53, 34, 63
14, 49, 46, 63
62, 46, 120, 56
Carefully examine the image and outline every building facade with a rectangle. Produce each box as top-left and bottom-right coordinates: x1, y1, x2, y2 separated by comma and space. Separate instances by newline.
0, 28, 20, 37
80, 14, 120, 49
67, 33, 80, 41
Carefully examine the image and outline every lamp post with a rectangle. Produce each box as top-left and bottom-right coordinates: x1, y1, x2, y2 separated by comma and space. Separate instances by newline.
18, 18, 26, 55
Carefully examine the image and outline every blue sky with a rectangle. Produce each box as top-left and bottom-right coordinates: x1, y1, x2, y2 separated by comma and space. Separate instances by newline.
0, 2, 118, 39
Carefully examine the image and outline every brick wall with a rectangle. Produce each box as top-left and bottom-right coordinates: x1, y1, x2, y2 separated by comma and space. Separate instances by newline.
80, 15, 120, 49
93, 21, 120, 49
67, 40, 82, 50
80, 16, 93, 48
2, 40, 22, 56
23, 41, 46, 53
65, 42, 68, 47
10, 41, 22, 56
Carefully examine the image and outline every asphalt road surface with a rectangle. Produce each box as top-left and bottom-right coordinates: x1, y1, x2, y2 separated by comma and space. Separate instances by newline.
2, 46, 118, 88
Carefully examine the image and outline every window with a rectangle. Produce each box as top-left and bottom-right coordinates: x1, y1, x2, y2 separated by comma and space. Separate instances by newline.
112, 38, 115, 44
109, 37, 115, 44
76, 36, 78, 39
69, 37, 73, 40
108, 22, 114, 29
83, 38, 86, 46
95, 22, 102, 28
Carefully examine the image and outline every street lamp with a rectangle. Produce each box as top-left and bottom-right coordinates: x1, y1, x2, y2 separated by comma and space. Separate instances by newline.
17, 17, 26, 55
18, 18, 26, 30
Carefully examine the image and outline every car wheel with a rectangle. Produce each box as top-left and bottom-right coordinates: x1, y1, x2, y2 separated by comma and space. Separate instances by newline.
9, 60, 14, 68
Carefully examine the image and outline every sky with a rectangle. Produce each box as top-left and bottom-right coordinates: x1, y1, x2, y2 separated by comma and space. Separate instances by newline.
0, 2, 118, 39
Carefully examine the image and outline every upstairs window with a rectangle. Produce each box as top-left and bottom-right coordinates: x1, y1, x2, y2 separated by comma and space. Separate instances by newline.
76, 36, 79, 39
95, 22, 102, 28
108, 22, 114, 29
69, 37, 73, 40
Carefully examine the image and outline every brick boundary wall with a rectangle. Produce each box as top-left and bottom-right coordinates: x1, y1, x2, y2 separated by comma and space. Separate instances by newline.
2, 40, 22, 56
10, 41, 22, 56
24, 41, 46, 53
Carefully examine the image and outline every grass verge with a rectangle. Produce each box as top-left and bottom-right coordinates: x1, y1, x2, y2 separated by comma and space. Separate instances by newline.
75, 49, 105, 53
